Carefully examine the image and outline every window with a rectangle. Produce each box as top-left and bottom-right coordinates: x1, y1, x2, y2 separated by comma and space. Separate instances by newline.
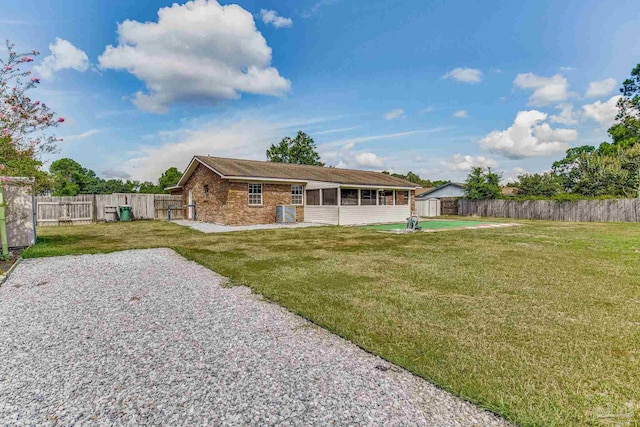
396, 190, 409, 205
291, 185, 303, 205
361, 189, 376, 205
322, 188, 338, 206
341, 188, 358, 206
378, 190, 394, 205
306, 189, 320, 206
204, 185, 209, 200
248, 183, 262, 205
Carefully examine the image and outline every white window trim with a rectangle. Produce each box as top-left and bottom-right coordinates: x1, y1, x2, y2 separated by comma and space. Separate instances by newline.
291, 184, 304, 206
248, 183, 263, 206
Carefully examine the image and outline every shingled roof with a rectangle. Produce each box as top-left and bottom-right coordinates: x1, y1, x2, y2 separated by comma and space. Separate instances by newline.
179, 156, 418, 188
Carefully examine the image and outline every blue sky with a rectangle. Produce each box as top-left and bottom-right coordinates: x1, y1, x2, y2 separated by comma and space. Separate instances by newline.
2, 0, 638, 183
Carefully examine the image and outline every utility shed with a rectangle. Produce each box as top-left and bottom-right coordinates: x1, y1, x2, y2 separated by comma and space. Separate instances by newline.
1, 177, 36, 248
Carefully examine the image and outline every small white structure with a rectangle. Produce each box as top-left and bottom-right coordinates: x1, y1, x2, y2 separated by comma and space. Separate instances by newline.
415, 198, 441, 217
1, 177, 36, 248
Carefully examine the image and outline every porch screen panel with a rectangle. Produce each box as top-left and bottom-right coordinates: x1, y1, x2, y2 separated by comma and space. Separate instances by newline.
341, 189, 358, 206
361, 189, 376, 205
322, 188, 338, 206
378, 190, 393, 205
306, 189, 320, 205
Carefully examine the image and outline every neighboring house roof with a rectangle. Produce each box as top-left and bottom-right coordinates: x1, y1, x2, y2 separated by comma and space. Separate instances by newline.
501, 186, 519, 196
415, 187, 434, 197
174, 156, 419, 188
415, 182, 465, 198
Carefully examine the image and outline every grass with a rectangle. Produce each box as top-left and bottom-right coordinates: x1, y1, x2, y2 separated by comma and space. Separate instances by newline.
363, 219, 491, 230
23, 219, 640, 426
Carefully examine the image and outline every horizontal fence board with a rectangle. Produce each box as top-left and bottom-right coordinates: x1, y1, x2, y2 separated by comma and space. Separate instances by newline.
458, 198, 640, 223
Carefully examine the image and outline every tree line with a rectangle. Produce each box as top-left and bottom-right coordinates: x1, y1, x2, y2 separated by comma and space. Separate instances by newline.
465, 63, 640, 200
47, 158, 182, 196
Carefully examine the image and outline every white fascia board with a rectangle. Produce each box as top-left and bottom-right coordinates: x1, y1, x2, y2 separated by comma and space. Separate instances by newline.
338, 184, 417, 190
226, 176, 308, 184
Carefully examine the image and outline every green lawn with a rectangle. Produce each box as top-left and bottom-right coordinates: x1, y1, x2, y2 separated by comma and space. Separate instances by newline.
363, 219, 491, 230
23, 220, 640, 426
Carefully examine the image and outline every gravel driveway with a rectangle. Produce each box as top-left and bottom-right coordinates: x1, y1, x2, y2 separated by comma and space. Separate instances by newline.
0, 249, 509, 426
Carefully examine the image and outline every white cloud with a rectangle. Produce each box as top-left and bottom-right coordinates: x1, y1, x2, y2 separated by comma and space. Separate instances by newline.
319, 128, 450, 149
98, 0, 291, 113
502, 167, 528, 184
259, 9, 292, 28
63, 129, 100, 141
420, 106, 435, 113
313, 126, 361, 135
453, 110, 468, 118
549, 103, 579, 125
443, 154, 498, 171
513, 73, 569, 106
353, 152, 384, 168
33, 38, 89, 79
582, 95, 622, 127
102, 169, 132, 179
479, 110, 577, 159
559, 66, 576, 72
384, 109, 405, 120
125, 118, 281, 181
443, 67, 482, 83
302, 0, 339, 18
323, 145, 385, 170
585, 78, 617, 98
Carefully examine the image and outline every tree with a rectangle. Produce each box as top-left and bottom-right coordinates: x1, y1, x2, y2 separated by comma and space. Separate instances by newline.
552, 145, 597, 191
382, 170, 449, 187
139, 181, 160, 194
49, 158, 100, 196
0, 136, 51, 193
266, 131, 324, 166
158, 167, 182, 190
464, 167, 501, 200
607, 63, 640, 151
515, 172, 562, 197
0, 41, 63, 157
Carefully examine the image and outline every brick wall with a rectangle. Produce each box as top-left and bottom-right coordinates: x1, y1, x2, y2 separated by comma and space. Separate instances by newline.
410, 190, 416, 213
182, 163, 305, 225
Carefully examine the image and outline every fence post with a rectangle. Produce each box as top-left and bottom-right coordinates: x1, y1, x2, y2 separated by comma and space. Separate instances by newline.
0, 188, 8, 257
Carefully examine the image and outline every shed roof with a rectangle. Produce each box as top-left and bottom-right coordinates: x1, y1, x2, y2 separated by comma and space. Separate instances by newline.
415, 182, 465, 198
176, 156, 418, 188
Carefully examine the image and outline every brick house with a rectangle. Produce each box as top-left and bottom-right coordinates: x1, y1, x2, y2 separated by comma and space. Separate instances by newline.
167, 156, 418, 226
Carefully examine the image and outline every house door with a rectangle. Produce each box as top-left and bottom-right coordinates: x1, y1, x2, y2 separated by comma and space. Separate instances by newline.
188, 189, 193, 219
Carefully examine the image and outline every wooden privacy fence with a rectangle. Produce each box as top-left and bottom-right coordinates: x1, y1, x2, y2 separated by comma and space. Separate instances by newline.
153, 194, 185, 220
36, 193, 183, 226
458, 198, 640, 222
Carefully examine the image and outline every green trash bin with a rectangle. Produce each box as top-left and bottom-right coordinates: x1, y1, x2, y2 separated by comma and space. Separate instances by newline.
118, 205, 132, 222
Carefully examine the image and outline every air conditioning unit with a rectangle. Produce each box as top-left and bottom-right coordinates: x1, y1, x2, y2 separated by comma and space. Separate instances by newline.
276, 205, 297, 223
